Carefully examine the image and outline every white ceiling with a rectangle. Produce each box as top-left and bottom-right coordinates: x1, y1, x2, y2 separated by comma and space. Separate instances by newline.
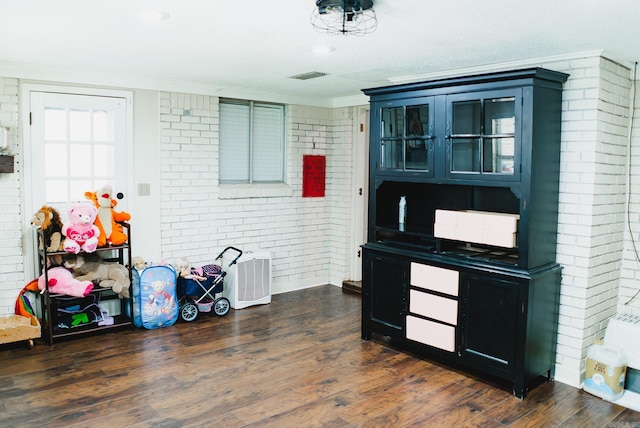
1, 0, 639, 107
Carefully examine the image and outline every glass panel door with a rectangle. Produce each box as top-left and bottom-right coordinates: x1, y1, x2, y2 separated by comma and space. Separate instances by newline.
380, 106, 403, 170
447, 91, 520, 180
31, 92, 129, 208
485, 99, 516, 174
405, 105, 430, 171
379, 99, 434, 175
25, 89, 131, 277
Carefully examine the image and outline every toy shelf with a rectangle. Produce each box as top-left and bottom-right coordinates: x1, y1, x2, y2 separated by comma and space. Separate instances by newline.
35, 222, 133, 345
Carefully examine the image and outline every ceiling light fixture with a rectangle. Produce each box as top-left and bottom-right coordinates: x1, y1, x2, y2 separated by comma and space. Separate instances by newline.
311, 0, 377, 36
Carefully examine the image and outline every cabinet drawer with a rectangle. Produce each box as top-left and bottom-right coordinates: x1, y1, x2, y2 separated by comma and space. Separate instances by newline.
406, 315, 456, 352
409, 289, 458, 325
410, 262, 459, 296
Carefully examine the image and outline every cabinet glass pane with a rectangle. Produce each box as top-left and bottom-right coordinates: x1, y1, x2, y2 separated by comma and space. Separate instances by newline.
451, 138, 480, 172
381, 140, 403, 169
450, 96, 516, 176
380, 103, 432, 172
381, 107, 403, 138
484, 98, 515, 135
406, 105, 429, 136
483, 137, 515, 173
406, 140, 430, 170
452, 101, 481, 135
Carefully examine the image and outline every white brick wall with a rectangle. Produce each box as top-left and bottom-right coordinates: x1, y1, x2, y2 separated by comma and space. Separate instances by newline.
157, 94, 354, 293
0, 77, 22, 315
546, 56, 632, 387
619, 70, 640, 313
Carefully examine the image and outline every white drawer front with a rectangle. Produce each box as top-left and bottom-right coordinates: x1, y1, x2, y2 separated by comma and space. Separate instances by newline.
410, 263, 459, 296
406, 315, 456, 352
409, 289, 458, 325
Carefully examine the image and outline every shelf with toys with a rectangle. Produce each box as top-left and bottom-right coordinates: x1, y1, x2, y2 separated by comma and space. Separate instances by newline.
32, 188, 133, 345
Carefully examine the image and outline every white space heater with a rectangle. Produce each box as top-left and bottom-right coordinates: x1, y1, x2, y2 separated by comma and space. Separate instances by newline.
222, 250, 271, 309
604, 313, 640, 395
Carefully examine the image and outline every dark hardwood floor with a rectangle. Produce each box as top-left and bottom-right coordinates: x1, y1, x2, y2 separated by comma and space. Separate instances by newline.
0, 285, 638, 427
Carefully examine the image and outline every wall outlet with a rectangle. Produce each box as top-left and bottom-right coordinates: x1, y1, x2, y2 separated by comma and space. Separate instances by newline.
138, 183, 151, 196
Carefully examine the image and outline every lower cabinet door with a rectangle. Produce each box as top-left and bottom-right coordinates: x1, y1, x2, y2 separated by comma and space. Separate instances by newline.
362, 250, 407, 337
459, 273, 518, 375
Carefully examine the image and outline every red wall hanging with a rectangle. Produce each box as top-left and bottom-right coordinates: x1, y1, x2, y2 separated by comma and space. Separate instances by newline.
302, 155, 326, 197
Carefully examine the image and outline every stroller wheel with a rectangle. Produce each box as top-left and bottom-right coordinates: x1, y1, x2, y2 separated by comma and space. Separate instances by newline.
180, 302, 199, 322
213, 297, 230, 316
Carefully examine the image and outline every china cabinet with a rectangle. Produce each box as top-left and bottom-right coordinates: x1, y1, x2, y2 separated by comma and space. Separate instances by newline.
361, 68, 568, 398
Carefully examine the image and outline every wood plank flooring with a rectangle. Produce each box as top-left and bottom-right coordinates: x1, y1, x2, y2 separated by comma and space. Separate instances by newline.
0, 285, 637, 427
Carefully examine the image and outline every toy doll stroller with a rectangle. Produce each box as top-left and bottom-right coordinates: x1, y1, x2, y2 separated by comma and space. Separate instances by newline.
178, 246, 242, 322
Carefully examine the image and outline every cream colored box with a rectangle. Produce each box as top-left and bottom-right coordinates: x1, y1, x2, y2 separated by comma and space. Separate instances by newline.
467, 210, 519, 232
455, 225, 485, 243
433, 223, 457, 240
457, 211, 488, 229
434, 209, 519, 248
435, 209, 458, 225
482, 229, 518, 248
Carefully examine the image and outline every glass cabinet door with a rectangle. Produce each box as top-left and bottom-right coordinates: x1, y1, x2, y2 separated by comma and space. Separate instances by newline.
379, 99, 434, 175
447, 90, 520, 180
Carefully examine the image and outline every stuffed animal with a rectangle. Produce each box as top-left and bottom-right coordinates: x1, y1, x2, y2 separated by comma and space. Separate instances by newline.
132, 256, 148, 272
30, 205, 65, 266
85, 185, 131, 247
31, 205, 64, 253
38, 267, 94, 298
62, 204, 101, 254
173, 257, 191, 278
64, 254, 131, 299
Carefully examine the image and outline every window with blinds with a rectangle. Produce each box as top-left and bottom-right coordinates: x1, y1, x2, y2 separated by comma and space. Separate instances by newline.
219, 99, 285, 183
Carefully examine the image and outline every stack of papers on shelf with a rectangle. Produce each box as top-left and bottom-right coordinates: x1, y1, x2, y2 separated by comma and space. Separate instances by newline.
434, 209, 519, 248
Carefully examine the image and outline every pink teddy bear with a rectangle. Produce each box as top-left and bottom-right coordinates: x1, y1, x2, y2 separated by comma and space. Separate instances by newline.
38, 266, 94, 297
62, 203, 101, 254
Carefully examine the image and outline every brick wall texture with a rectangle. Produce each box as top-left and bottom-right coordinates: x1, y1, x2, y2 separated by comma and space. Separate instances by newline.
1, 54, 639, 387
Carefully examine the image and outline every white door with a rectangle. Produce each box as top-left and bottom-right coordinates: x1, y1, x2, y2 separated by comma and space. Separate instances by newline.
23, 86, 133, 276
349, 106, 369, 282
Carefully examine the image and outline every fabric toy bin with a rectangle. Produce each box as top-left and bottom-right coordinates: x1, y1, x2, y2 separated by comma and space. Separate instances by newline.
51, 294, 103, 332
131, 265, 179, 330
0, 315, 41, 347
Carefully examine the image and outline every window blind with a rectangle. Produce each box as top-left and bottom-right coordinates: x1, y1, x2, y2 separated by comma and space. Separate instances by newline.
219, 99, 285, 183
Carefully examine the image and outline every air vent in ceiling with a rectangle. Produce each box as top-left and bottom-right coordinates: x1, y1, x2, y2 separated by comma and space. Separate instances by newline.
289, 71, 328, 80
